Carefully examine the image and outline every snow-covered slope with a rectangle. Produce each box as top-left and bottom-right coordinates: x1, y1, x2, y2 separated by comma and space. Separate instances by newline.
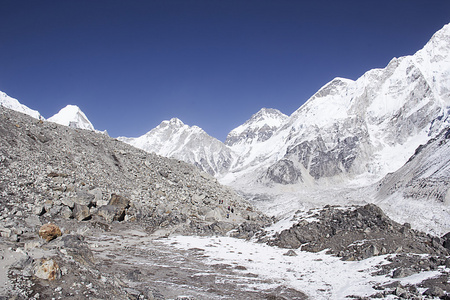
48, 105, 95, 131
119, 118, 237, 176
225, 108, 288, 148
370, 126, 450, 235
0, 90, 42, 119
225, 23, 450, 188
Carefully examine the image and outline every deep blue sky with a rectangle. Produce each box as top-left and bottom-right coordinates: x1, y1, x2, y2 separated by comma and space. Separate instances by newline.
1, 1, 449, 140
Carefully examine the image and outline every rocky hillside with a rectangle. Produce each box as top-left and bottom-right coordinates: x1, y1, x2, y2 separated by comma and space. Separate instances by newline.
0, 106, 269, 299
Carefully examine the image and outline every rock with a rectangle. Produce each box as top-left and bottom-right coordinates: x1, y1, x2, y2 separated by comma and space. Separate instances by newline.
73, 203, 91, 221
97, 205, 125, 223
0, 226, 12, 238
34, 259, 61, 280
87, 187, 103, 205
38, 223, 62, 242
423, 286, 445, 297
73, 190, 95, 206
442, 231, 450, 250
61, 197, 75, 209
33, 204, 46, 216
392, 267, 416, 278
283, 250, 298, 256
108, 193, 130, 209
60, 206, 73, 219
60, 235, 95, 265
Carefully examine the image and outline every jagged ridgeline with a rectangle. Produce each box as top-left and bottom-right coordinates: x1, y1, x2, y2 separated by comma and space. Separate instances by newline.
0, 106, 268, 235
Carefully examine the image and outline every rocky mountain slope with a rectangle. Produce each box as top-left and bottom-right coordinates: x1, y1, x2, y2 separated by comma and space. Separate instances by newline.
0, 106, 269, 298
119, 118, 237, 176
1, 96, 450, 299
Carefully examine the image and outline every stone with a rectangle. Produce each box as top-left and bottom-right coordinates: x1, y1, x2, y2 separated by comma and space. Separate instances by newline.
108, 193, 130, 209
73, 203, 91, 221
423, 286, 445, 298
33, 204, 46, 216
392, 267, 415, 278
442, 231, 450, 250
283, 250, 298, 256
97, 205, 125, 223
73, 190, 95, 206
61, 197, 75, 209
34, 259, 61, 280
39, 223, 62, 242
60, 206, 73, 219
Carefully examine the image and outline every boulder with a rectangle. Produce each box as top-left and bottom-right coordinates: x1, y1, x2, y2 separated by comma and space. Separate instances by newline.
442, 232, 450, 250
392, 267, 416, 278
34, 259, 61, 280
38, 223, 62, 242
73, 203, 91, 221
97, 205, 125, 223
423, 286, 445, 298
73, 190, 95, 206
108, 194, 130, 209
283, 250, 298, 256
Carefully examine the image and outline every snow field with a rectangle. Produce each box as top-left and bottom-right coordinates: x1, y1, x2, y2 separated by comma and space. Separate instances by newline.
161, 235, 443, 299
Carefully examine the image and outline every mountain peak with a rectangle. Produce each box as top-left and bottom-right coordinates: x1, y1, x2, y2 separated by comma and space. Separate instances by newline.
225, 108, 288, 146
48, 104, 95, 131
0, 90, 42, 120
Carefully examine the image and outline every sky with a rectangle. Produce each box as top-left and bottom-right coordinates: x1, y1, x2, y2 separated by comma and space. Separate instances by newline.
0, 1, 449, 141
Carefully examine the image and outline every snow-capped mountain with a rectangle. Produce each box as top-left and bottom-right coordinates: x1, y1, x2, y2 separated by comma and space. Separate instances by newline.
224, 23, 450, 187
0, 90, 42, 119
48, 105, 95, 131
119, 118, 237, 176
225, 108, 288, 147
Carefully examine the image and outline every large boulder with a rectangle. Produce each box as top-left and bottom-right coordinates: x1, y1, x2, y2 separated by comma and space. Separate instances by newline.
38, 223, 62, 242
73, 203, 91, 221
97, 205, 125, 223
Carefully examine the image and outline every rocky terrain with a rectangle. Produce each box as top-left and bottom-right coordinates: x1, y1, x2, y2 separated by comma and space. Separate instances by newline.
1, 105, 450, 299
0, 106, 270, 299
266, 204, 450, 299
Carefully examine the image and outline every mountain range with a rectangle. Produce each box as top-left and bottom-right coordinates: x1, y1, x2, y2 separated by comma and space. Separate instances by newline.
1, 23, 449, 234
121, 23, 450, 191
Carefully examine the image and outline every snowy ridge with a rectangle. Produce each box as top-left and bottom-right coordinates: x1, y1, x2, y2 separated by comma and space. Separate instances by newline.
0, 90, 42, 119
225, 22, 450, 188
48, 105, 95, 131
119, 118, 237, 176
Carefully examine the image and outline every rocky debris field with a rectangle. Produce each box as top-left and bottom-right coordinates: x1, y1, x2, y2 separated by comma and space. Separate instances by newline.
264, 204, 450, 298
0, 107, 270, 299
1, 106, 450, 299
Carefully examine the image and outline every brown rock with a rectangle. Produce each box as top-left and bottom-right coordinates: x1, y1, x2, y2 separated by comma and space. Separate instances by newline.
34, 259, 61, 280
38, 223, 62, 242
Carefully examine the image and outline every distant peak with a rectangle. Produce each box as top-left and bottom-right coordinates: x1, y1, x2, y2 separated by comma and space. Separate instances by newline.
169, 117, 184, 125
48, 104, 95, 131
160, 117, 185, 128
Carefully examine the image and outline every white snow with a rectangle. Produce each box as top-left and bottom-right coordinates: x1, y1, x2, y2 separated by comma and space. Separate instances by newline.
0, 90, 42, 119
48, 105, 95, 131
161, 235, 444, 299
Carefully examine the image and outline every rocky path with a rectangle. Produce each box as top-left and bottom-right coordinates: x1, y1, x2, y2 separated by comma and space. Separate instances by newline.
85, 227, 306, 299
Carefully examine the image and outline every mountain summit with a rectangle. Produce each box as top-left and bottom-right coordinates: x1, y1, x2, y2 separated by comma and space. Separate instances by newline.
48, 105, 95, 131
119, 118, 237, 176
